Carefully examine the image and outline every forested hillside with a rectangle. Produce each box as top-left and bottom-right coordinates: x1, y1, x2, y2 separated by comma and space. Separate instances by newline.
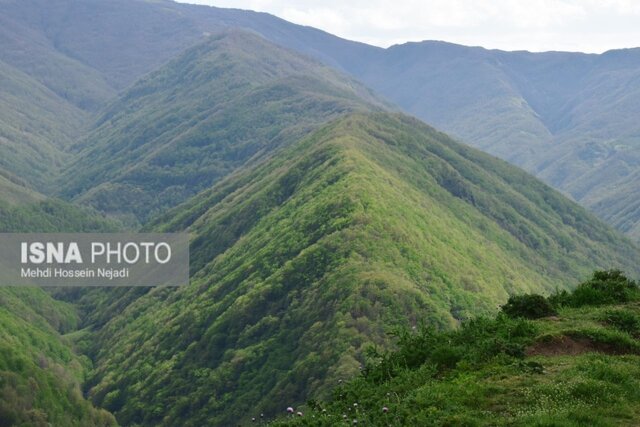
60, 31, 386, 224
84, 113, 640, 426
0, 60, 85, 192
0, 185, 117, 426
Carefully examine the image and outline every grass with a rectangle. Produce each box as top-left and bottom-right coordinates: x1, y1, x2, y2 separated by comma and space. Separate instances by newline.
273, 272, 640, 426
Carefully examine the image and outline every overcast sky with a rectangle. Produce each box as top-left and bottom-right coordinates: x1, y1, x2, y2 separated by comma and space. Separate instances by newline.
177, 0, 640, 52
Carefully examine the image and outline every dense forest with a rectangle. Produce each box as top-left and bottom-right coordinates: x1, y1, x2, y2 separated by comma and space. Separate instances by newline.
0, 193, 116, 426
83, 113, 640, 425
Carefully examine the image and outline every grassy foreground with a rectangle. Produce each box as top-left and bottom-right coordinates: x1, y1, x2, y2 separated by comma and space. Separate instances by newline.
273, 271, 640, 426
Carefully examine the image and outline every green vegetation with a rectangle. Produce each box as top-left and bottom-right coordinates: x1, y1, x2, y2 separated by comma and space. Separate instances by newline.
0, 191, 118, 426
0, 60, 87, 192
0, 174, 43, 207
61, 31, 386, 224
0, 198, 117, 233
84, 113, 640, 426
0, 289, 117, 427
2, 4, 640, 424
550, 270, 640, 308
273, 271, 640, 426
501, 294, 557, 319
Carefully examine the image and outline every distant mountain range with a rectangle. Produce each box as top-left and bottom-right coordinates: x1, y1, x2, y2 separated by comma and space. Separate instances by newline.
2, 0, 640, 239
349, 43, 640, 241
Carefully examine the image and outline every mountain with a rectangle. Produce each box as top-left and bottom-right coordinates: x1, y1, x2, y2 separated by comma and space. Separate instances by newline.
351, 42, 558, 165
345, 43, 640, 241
0, 186, 117, 426
4, 0, 640, 238
274, 271, 640, 426
0, 59, 87, 192
84, 112, 640, 426
60, 31, 386, 224
0, 0, 379, 94
0, 1, 114, 111
0, 0, 383, 206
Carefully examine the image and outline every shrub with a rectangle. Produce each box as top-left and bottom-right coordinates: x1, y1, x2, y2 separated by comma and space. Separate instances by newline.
430, 345, 463, 369
547, 289, 571, 308
560, 270, 639, 307
600, 309, 640, 335
501, 294, 557, 319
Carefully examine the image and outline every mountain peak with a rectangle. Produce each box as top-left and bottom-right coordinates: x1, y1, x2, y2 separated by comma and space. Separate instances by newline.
90, 111, 640, 425
60, 31, 387, 224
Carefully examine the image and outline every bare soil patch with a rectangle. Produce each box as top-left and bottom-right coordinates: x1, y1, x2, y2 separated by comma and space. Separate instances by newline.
526, 335, 629, 357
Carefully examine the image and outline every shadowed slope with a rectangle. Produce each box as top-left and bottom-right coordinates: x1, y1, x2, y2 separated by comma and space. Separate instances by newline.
60, 31, 387, 224
0, 190, 117, 426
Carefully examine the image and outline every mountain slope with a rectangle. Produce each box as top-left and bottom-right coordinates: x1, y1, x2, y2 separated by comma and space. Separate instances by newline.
0, 287, 117, 427
0, 1, 114, 111
60, 31, 386, 224
354, 42, 556, 166
0, 173, 43, 207
343, 42, 640, 240
5, 0, 640, 238
275, 271, 640, 426
0, 0, 380, 93
0, 59, 88, 191
85, 112, 640, 426
0, 172, 117, 232
0, 189, 117, 426
0, 0, 383, 205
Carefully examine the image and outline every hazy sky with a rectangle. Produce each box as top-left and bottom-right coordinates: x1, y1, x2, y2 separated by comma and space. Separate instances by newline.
177, 0, 640, 52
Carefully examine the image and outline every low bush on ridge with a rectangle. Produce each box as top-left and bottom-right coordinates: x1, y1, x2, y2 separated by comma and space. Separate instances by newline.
501, 294, 557, 319
549, 269, 639, 308
501, 270, 640, 321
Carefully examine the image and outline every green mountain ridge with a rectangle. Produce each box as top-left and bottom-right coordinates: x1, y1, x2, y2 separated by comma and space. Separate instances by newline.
60, 31, 387, 224
84, 112, 640, 426
4, 0, 640, 238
